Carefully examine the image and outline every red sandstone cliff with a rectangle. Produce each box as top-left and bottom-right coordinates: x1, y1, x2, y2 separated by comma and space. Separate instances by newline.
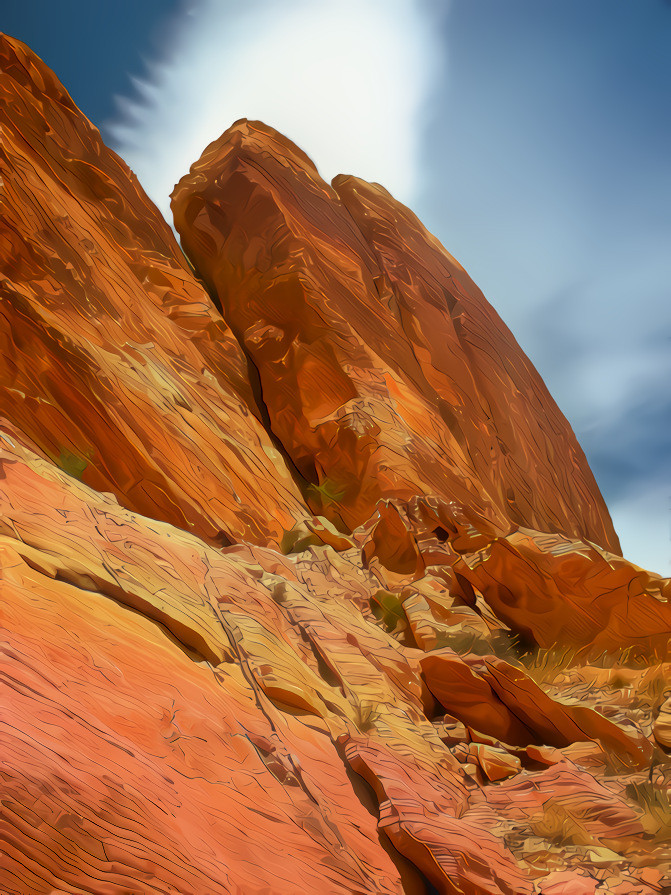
1, 34, 670, 895
170, 119, 619, 553
0, 36, 305, 547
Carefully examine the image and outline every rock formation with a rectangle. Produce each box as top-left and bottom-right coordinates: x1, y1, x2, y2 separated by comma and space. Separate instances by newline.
170, 120, 619, 553
0, 35, 305, 548
1, 33, 669, 895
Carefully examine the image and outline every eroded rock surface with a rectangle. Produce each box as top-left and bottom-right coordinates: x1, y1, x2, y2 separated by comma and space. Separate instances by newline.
1, 34, 670, 895
0, 36, 305, 548
171, 119, 619, 553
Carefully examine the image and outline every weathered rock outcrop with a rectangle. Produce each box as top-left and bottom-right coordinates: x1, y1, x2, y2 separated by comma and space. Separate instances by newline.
1, 34, 670, 895
1, 433, 657, 895
0, 436, 534, 894
171, 119, 619, 553
353, 499, 671, 660
0, 35, 305, 547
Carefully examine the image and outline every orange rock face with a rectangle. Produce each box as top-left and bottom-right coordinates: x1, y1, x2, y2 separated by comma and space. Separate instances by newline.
448, 528, 671, 660
1, 436, 537, 895
0, 36, 305, 547
2, 35, 670, 895
420, 649, 653, 767
349, 498, 671, 659
171, 119, 619, 553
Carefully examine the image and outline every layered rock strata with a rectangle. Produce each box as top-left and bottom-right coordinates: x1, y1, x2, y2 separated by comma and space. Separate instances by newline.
0, 36, 305, 548
0, 434, 659, 894
1, 34, 670, 895
171, 119, 619, 553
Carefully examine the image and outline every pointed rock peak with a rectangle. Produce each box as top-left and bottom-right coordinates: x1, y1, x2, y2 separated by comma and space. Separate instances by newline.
172, 118, 322, 195
1, 33, 79, 111
1, 35, 308, 547
172, 120, 620, 554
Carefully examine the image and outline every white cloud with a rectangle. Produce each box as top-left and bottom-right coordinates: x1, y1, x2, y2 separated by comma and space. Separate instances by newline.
107, 0, 443, 222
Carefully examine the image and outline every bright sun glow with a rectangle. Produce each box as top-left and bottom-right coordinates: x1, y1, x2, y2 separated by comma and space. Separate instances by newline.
107, 0, 442, 222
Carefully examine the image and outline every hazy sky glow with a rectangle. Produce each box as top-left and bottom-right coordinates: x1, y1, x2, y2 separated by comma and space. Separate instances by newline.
107, 0, 441, 220
4, 0, 670, 573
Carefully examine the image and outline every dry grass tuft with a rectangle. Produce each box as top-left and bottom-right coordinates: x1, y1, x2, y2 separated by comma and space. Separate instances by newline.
519, 645, 582, 687
519, 643, 667, 689
631, 666, 669, 717
625, 780, 671, 841
354, 700, 381, 733
530, 799, 594, 847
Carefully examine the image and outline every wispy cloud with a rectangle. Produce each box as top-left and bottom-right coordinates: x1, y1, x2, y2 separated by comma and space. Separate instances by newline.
417, 0, 671, 575
107, 0, 443, 222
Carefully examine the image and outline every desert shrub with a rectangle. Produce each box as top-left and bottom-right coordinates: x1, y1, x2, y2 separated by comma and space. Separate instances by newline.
306, 478, 345, 508
57, 446, 93, 480
519, 646, 582, 687
530, 798, 594, 847
370, 589, 405, 634
625, 780, 671, 841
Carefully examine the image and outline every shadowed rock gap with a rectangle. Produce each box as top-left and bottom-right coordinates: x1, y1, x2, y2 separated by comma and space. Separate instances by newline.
180, 245, 320, 503
334, 741, 441, 895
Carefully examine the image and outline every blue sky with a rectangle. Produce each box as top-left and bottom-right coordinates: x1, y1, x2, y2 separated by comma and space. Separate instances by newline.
4, 0, 669, 573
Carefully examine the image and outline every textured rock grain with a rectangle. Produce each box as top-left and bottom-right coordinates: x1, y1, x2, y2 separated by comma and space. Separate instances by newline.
1, 34, 670, 895
0, 36, 306, 548
171, 119, 619, 553
0, 436, 533, 895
